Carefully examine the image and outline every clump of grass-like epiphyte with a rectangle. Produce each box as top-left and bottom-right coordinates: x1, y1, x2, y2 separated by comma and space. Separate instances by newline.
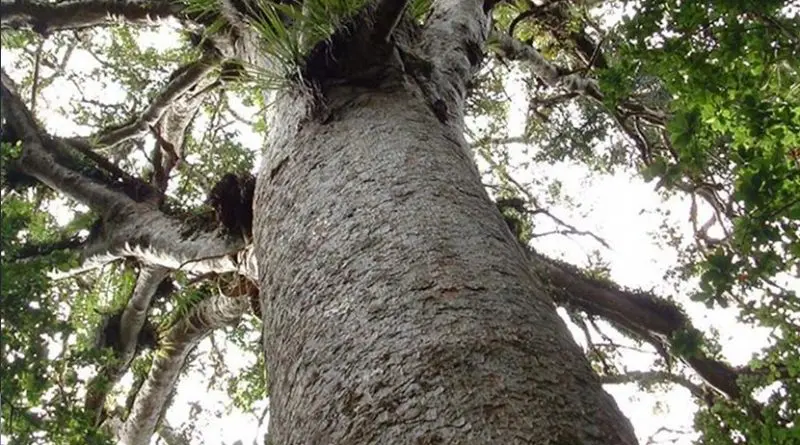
179, 0, 428, 92
237, 0, 370, 87
408, 0, 433, 23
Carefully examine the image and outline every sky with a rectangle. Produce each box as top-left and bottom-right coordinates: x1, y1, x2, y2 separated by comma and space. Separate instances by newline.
0, 7, 792, 445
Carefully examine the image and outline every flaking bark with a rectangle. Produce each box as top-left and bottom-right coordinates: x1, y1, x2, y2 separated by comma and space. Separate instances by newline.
2, 1, 715, 443
254, 82, 637, 443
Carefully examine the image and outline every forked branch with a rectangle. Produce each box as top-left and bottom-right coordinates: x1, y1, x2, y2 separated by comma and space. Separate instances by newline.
117, 289, 248, 445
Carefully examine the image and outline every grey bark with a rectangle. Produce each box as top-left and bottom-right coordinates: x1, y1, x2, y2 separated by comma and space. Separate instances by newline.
253, 81, 638, 443
85, 267, 169, 425
80, 209, 250, 277
0, 0, 188, 34
118, 291, 248, 445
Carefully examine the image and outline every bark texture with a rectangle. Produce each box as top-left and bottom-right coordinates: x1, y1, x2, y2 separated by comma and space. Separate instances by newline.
118, 291, 248, 444
254, 83, 637, 444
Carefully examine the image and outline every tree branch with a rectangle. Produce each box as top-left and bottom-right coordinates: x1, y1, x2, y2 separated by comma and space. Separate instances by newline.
477, 141, 611, 249
30, 38, 45, 114
73, 208, 254, 278
599, 370, 706, 399
1, 69, 137, 213
158, 421, 191, 445
84, 267, 170, 426
529, 208, 611, 249
3, 67, 256, 280
117, 290, 248, 445
420, 0, 490, 122
490, 33, 741, 251
11, 235, 86, 261
492, 31, 601, 96
77, 51, 221, 150
0, 0, 185, 35
492, 32, 668, 127
529, 249, 745, 401
147, 74, 211, 197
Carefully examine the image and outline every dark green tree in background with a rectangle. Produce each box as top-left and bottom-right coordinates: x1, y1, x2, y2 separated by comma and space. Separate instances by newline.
0, 0, 797, 444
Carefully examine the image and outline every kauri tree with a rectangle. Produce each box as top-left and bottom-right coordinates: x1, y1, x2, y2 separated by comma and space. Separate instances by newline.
0, 0, 797, 444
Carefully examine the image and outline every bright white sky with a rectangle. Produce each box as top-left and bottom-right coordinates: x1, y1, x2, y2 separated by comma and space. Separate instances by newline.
0, 8, 790, 445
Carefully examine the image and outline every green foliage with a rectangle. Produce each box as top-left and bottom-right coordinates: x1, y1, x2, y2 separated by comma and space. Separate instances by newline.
0, 13, 264, 444
596, 1, 800, 442
668, 327, 704, 358
482, 1, 799, 442
408, 0, 434, 22
694, 369, 800, 445
158, 279, 214, 332
0, 196, 112, 444
61, 26, 192, 136
226, 351, 267, 411
610, 0, 800, 304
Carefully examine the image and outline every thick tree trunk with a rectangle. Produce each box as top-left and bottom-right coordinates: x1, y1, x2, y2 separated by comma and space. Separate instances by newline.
254, 84, 637, 444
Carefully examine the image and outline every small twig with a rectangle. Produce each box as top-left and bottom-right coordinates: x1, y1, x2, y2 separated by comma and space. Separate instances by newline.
30, 38, 46, 115
574, 312, 615, 374
474, 137, 611, 249
225, 100, 261, 127
148, 123, 180, 196
645, 426, 692, 445
594, 342, 656, 355
599, 370, 706, 399
531, 208, 611, 249
531, 91, 579, 109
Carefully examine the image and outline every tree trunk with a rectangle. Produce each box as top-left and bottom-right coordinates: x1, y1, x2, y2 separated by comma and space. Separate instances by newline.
254, 83, 638, 444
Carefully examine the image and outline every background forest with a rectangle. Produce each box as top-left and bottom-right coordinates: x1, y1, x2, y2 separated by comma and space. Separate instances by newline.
1, 0, 798, 444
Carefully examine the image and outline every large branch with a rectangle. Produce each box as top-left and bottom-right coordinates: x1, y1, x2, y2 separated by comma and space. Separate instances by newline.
493, 31, 602, 98
117, 291, 248, 445
419, 0, 489, 123
529, 249, 745, 401
84, 267, 170, 426
1, 69, 138, 213
4, 48, 222, 208
148, 77, 212, 194
72, 208, 255, 278
0, 0, 185, 35
3, 68, 257, 279
492, 32, 667, 126
81, 52, 221, 150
